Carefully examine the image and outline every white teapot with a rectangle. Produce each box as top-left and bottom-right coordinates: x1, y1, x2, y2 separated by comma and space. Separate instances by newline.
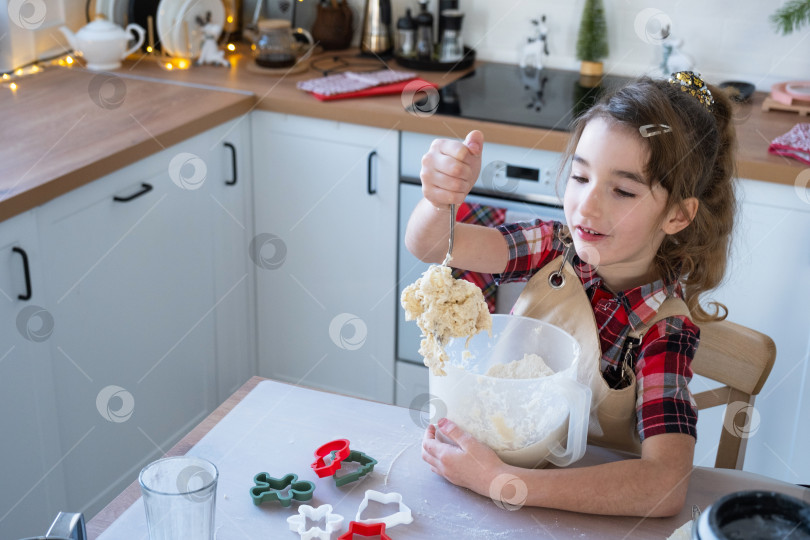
60, 18, 145, 71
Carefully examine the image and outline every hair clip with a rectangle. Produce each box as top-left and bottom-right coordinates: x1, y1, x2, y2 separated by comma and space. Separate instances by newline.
668, 71, 714, 111
639, 124, 672, 137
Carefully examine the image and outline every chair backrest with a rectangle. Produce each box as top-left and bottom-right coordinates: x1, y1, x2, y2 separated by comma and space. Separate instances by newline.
690, 319, 776, 469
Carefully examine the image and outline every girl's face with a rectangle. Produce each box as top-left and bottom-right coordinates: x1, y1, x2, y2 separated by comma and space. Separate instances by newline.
563, 117, 672, 291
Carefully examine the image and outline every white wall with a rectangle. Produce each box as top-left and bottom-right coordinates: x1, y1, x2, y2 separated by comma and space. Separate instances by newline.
66, 0, 809, 90
367, 0, 809, 91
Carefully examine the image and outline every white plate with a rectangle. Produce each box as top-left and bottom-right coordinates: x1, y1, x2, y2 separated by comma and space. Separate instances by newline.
171, 0, 225, 59
156, 0, 184, 56
99, 0, 128, 26
106, 0, 129, 26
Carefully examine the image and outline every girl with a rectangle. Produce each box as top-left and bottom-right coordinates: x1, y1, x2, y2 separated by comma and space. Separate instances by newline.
407, 72, 736, 517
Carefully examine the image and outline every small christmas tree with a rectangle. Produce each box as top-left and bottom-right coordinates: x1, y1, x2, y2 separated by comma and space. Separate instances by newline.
770, 0, 810, 34
576, 0, 609, 64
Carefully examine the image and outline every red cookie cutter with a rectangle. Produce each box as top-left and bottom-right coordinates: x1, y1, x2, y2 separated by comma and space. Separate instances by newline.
311, 439, 351, 478
337, 521, 392, 540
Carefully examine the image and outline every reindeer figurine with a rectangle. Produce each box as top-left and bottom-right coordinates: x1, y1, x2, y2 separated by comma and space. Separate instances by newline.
659, 24, 693, 76
520, 15, 549, 70
195, 11, 230, 67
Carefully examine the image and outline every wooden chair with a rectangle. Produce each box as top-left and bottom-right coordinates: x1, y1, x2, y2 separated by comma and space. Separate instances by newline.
690, 319, 777, 470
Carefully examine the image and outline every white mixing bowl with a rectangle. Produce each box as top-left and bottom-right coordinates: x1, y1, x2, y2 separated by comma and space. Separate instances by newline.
429, 314, 591, 469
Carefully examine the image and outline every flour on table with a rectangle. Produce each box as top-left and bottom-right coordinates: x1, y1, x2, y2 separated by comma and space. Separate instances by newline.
401, 264, 491, 376
485, 353, 555, 379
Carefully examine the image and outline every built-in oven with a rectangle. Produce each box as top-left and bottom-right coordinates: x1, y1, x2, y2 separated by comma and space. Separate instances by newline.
395, 131, 568, 407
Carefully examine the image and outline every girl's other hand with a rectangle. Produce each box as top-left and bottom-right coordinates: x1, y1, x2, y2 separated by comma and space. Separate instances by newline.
420, 131, 484, 209
422, 417, 507, 496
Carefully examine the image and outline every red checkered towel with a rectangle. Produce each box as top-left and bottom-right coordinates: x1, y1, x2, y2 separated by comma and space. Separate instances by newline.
450, 202, 507, 313
768, 123, 810, 165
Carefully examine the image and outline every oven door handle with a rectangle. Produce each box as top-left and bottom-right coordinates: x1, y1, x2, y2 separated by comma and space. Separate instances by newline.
367, 150, 378, 195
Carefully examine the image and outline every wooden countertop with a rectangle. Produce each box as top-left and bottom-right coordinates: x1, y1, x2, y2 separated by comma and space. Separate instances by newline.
2, 47, 806, 222
87, 376, 810, 539
0, 65, 254, 222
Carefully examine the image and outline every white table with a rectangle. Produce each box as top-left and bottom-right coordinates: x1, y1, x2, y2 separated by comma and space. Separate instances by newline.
89, 377, 810, 539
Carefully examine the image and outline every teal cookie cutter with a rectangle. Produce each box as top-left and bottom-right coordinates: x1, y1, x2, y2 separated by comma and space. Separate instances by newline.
250, 472, 315, 507
334, 450, 378, 487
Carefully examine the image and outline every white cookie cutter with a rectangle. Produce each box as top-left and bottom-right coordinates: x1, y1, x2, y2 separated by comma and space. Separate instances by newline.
286, 504, 344, 540
355, 489, 414, 528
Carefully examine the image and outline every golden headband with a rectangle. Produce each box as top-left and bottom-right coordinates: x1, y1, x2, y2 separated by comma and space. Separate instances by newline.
668, 71, 714, 111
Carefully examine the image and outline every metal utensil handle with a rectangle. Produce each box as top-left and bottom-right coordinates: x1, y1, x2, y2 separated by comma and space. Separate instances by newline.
442, 203, 455, 266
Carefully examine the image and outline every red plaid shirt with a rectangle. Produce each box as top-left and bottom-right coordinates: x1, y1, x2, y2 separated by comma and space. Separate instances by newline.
496, 219, 699, 442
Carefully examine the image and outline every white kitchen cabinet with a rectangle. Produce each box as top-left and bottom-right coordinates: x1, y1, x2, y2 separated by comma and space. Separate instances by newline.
34, 124, 243, 518
206, 117, 257, 404
0, 211, 68, 539
692, 178, 810, 484
252, 112, 398, 403
394, 360, 430, 409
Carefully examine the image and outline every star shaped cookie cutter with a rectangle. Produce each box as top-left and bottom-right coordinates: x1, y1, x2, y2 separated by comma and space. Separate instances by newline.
311, 439, 351, 478
355, 489, 413, 528
286, 504, 344, 540
250, 472, 315, 507
337, 521, 392, 540
334, 450, 378, 487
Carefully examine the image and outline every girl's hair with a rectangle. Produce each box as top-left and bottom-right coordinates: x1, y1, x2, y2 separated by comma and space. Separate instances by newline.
562, 76, 737, 322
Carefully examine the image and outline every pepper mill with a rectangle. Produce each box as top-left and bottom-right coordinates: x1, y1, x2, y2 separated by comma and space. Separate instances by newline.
415, 0, 433, 61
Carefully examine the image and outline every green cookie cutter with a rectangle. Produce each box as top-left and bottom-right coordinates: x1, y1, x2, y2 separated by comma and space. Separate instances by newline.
250, 472, 315, 507
333, 450, 378, 487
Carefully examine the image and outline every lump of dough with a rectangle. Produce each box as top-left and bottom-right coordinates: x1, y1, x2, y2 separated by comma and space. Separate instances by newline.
486, 353, 555, 379
401, 264, 491, 376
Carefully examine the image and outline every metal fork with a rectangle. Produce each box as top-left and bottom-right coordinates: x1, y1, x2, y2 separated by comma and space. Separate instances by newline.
442, 204, 456, 266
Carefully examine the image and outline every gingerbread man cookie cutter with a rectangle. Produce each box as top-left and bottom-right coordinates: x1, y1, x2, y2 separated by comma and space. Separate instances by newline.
249, 472, 315, 507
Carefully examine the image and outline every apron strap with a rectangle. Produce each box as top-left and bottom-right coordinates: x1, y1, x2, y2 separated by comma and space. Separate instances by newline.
627, 296, 691, 340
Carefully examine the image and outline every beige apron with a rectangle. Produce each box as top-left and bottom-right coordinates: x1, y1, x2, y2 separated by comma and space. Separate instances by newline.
511, 245, 690, 455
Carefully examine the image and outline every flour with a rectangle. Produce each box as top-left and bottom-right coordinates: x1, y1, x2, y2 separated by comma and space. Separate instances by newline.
401, 264, 491, 376
485, 353, 555, 379
429, 351, 566, 454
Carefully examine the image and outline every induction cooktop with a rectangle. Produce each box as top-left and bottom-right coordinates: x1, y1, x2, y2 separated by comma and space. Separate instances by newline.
431, 63, 633, 132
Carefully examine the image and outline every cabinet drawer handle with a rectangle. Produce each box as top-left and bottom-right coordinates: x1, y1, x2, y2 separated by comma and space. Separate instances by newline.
113, 182, 153, 202
224, 142, 237, 185
367, 150, 378, 195
12, 246, 32, 301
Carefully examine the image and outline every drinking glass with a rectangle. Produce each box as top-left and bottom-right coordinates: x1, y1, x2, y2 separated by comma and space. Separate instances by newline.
139, 456, 218, 540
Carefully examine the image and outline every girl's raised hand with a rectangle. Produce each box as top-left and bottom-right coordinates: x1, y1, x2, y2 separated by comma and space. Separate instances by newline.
420, 131, 484, 209
421, 417, 507, 496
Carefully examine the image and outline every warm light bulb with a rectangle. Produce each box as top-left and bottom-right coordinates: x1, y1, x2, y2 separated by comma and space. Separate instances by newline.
165, 62, 173, 70
66, 56, 74, 64
227, 43, 236, 51
14, 68, 23, 75
9, 82, 18, 90
30, 65, 40, 73
177, 59, 189, 69
2, 73, 9, 80
146, 46, 153, 53
227, 15, 233, 23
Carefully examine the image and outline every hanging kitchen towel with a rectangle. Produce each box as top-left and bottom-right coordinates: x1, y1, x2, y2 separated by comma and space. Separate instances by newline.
451, 202, 507, 313
768, 123, 810, 165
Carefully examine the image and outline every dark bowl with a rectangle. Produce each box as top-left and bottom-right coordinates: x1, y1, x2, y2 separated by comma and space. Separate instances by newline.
719, 81, 755, 102
695, 490, 810, 539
